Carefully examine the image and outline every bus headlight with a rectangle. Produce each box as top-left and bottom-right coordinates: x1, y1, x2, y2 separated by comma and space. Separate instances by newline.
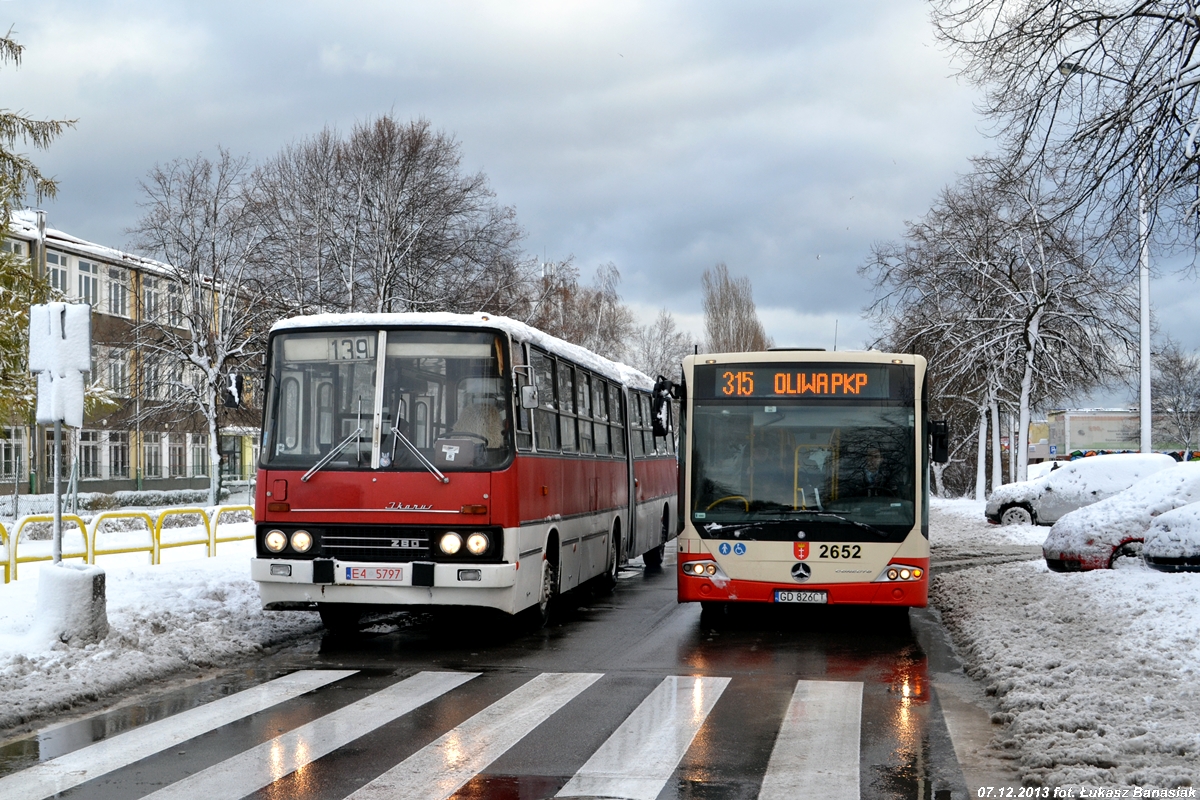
290, 530, 313, 553
466, 532, 490, 555
264, 530, 287, 553
877, 564, 924, 582
681, 560, 721, 578
439, 532, 463, 555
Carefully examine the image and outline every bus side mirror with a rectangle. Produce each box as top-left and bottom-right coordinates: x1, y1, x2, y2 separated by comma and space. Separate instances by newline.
520, 384, 539, 410
651, 375, 674, 438
930, 420, 949, 464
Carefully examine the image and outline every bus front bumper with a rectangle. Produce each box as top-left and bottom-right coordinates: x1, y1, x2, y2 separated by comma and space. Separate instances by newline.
677, 570, 928, 607
252, 558, 521, 613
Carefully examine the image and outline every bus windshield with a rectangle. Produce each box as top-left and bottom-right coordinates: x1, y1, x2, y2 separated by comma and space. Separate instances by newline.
263, 328, 512, 471
690, 402, 916, 540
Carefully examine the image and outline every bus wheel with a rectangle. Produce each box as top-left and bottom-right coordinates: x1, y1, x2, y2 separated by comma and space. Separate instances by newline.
318, 605, 362, 636
643, 544, 665, 569
533, 558, 559, 628
601, 529, 620, 591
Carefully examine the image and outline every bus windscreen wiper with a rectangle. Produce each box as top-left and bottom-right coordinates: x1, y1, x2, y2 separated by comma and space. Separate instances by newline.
762, 508, 892, 539
389, 426, 449, 484
301, 426, 363, 483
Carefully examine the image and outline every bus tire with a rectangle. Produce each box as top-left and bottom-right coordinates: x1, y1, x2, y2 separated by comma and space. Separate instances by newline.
531, 550, 559, 629
643, 543, 665, 569
601, 525, 621, 591
318, 605, 362, 636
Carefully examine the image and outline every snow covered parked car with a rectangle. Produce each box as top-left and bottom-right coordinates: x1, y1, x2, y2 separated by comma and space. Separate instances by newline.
1142, 503, 1200, 572
1042, 461, 1200, 572
984, 452, 1176, 526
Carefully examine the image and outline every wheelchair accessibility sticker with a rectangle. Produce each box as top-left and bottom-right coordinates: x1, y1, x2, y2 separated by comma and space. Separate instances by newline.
733, 543, 747, 555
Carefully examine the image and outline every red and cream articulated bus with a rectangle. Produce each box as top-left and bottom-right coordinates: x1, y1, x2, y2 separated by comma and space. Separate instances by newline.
251, 312, 677, 630
674, 350, 948, 611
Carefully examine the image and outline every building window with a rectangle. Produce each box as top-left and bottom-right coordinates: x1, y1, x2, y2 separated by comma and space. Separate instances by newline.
143, 432, 162, 479
46, 251, 68, 294
107, 267, 128, 317
192, 434, 208, 477
167, 283, 182, 326
0, 427, 25, 480
144, 275, 161, 321
1, 239, 25, 256
108, 432, 129, 478
78, 259, 99, 306
105, 347, 129, 395
169, 433, 186, 477
79, 430, 101, 479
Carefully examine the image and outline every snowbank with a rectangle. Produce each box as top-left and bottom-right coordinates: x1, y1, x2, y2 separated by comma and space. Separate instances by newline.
930, 500, 1200, 788
0, 541, 321, 731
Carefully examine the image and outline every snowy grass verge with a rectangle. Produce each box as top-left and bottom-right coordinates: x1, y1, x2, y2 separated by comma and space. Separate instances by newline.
0, 541, 321, 732
929, 503, 1200, 789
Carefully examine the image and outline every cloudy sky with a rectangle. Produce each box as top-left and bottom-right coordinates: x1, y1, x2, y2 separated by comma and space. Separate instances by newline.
3, 0, 1195, 386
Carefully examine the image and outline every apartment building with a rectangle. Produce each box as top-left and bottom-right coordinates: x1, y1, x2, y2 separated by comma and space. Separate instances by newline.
2, 210, 259, 496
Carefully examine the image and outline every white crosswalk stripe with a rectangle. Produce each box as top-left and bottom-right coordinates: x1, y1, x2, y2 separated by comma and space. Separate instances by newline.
346, 671, 602, 800
141, 671, 478, 800
0, 669, 356, 800
556, 675, 730, 800
0, 671, 879, 800
759, 680, 863, 800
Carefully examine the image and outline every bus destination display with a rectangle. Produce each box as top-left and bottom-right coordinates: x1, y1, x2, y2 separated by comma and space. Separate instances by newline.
706, 365, 892, 399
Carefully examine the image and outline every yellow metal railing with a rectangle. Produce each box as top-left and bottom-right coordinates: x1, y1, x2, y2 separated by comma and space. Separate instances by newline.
155, 508, 213, 559
91, 511, 157, 564
2, 505, 257, 583
11, 514, 90, 580
211, 505, 254, 546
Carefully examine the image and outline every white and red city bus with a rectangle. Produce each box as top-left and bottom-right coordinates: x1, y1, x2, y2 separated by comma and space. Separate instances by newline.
251, 312, 677, 630
674, 350, 947, 610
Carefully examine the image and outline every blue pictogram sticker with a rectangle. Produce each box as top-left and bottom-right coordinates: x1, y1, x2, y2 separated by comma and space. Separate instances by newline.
733, 542, 747, 555
346, 567, 353, 580
718, 542, 732, 555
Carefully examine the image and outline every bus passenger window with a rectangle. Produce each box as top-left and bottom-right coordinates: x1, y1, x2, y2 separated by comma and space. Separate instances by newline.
578, 373, 594, 454
610, 384, 626, 456
559, 362, 577, 453
594, 380, 610, 455
532, 350, 558, 451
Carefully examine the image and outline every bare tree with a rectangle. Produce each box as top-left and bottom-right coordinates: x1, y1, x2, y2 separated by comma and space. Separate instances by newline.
1152, 338, 1200, 451
865, 166, 1138, 490
529, 261, 636, 362
252, 116, 533, 318
701, 263, 772, 353
130, 149, 276, 505
931, 0, 1200, 247
628, 308, 698, 381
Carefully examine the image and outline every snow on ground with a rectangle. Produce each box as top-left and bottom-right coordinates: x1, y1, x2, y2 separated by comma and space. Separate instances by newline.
0, 539, 321, 732
929, 497, 1200, 789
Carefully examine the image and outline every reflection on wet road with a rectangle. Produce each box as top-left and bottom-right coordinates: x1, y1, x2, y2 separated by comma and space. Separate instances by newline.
0, 548, 969, 799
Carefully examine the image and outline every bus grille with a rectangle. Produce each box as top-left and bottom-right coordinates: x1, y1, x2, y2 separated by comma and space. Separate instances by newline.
321, 534, 430, 563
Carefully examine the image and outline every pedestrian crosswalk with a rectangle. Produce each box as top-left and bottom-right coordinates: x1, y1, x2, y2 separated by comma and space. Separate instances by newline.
0, 669, 869, 800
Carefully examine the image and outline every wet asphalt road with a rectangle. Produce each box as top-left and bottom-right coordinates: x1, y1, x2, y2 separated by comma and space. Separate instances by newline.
0, 545, 975, 800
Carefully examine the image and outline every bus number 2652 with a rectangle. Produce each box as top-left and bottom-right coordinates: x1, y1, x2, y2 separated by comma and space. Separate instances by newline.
818, 544, 861, 559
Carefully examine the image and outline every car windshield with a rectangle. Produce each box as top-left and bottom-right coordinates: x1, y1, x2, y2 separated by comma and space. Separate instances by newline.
691, 402, 916, 541
263, 329, 512, 471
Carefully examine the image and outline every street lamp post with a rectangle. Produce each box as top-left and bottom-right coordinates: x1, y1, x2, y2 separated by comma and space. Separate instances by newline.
1059, 61, 1152, 452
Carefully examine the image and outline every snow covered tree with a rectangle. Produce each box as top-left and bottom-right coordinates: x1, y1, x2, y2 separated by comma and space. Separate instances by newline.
701, 263, 772, 353
864, 165, 1138, 492
0, 30, 73, 423
931, 0, 1200, 246
130, 149, 276, 505
1152, 338, 1200, 451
